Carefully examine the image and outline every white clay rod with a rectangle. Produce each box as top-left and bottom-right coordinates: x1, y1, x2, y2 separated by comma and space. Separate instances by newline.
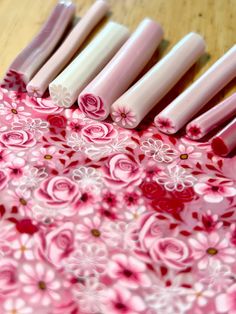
110, 32, 205, 129
27, 0, 109, 97
78, 18, 163, 120
2, 1, 76, 86
155, 45, 236, 134
49, 21, 130, 108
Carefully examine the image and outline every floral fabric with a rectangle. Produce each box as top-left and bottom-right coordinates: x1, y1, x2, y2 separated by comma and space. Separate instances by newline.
0, 84, 236, 314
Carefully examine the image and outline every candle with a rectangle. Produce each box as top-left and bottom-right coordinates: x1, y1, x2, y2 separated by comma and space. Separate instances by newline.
211, 118, 236, 157
186, 93, 236, 140
2, 1, 75, 86
155, 45, 236, 134
110, 32, 205, 128
49, 21, 129, 108
27, 0, 109, 97
78, 18, 163, 120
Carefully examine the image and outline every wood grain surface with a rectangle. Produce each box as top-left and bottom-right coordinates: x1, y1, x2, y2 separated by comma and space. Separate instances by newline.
0, 0, 235, 101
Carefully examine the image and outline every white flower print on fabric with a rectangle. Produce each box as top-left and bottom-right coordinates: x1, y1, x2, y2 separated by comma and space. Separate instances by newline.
0, 101, 31, 121
85, 135, 137, 160
76, 216, 122, 247
146, 284, 191, 314
66, 132, 85, 151
186, 283, 215, 307
141, 138, 177, 163
11, 234, 34, 260
18, 167, 48, 196
73, 277, 106, 313
200, 260, 233, 292
12, 118, 49, 138
3, 298, 33, 314
72, 166, 103, 191
19, 263, 61, 306
65, 243, 108, 277
189, 232, 236, 269
156, 165, 197, 191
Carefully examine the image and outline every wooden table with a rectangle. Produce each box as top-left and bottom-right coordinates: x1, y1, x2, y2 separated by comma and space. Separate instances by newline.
0, 0, 235, 99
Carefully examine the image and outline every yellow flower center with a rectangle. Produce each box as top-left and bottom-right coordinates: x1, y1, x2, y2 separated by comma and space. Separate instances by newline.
206, 247, 218, 255
11, 109, 18, 114
21, 245, 27, 252
38, 281, 47, 290
180, 153, 189, 160
91, 229, 101, 237
44, 154, 53, 160
19, 198, 27, 206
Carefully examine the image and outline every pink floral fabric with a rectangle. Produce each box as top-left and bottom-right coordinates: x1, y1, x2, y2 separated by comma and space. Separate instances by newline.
0, 85, 235, 314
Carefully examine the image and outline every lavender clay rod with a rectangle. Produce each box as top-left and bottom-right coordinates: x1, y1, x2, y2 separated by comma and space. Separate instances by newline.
27, 0, 109, 97
78, 18, 163, 120
49, 22, 129, 108
2, 1, 76, 86
111, 32, 205, 128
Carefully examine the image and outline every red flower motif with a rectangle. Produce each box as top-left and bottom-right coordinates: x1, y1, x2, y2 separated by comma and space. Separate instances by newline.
47, 115, 67, 129
140, 181, 166, 199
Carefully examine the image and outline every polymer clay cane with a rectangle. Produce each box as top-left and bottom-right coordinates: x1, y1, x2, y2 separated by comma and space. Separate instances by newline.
155, 45, 236, 134
78, 18, 163, 120
27, 0, 109, 97
186, 93, 236, 140
211, 118, 236, 156
110, 32, 205, 129
49, 21, 130, 108
3, 1, 76, 85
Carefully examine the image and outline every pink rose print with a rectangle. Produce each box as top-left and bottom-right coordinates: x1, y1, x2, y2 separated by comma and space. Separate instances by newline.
150, 237, 192, 270
216, 283, 236, 314
194, 180, 236, 203
79, 94, 106, 119
108, 254, 151, 289
140, 181, 166, 199
0, 170, 8, 190
155, 115, 176, 134
189, 232, 236, 269
0, 130, 36, 150
105, 285, 146, 314
35, 176, 80, 209
104, 153, 142, 188
138, 212, 165, 251
26, 97, 63, 114
81, 122, 117, 144
38, 222, 74, 267
0, 258, 18, 296
111, 105, 136, 127
19, 263, 61, 306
